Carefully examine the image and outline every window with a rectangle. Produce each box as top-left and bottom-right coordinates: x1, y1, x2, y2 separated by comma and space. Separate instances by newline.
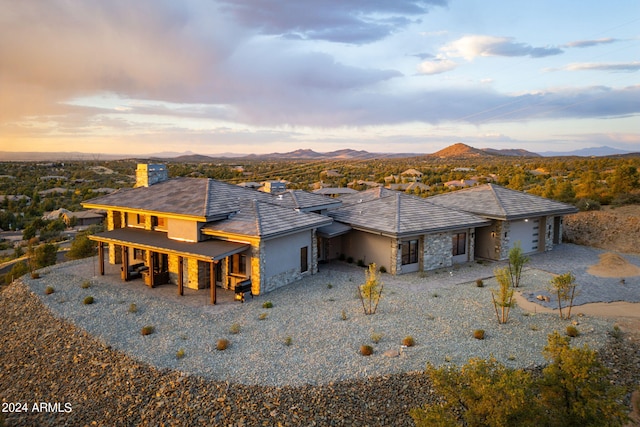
401, 240, 418, 265
152, 216, 167, 230
133, 248, 146, 261
300, 246, 308, 272
452, 232, 466, 256
230, 253, 246, 275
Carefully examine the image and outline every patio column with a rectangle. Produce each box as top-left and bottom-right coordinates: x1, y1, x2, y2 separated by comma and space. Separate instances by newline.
98, 242, 104, 275
147, 251, 155, 288
121, 246, 129, 281
210, 261, 216, 305
177, 256, 184, 296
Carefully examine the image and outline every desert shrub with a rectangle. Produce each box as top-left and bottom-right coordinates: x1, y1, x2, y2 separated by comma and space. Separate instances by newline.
216, 339, 229, 351
67, 233, 97, 259
338, 253, 346, 261
402, 336, 415, 347
44, 286, 55, 295
566, 325, 579, 337
549, 271, 578, 319
32, 243, 57, 270
341, 309, 348, 321
370, 333, 383, 344
141, 325, 154, 335
609, 324, 623, 340
492, 267, 514, 324
473, 329, 485, 340
508, 242, 529, 288
476, 279, 484, 287
360, 345, 373, 356
576, 198, 601, 211
128, 303, 138, 313
229, 323, 241, 334
81, 280, 91, 289
283, 336, 292, 346
262, 301, 273, 309
357, 263, 383, 315
5, 261, 29, 284
176, 348, 185, 359
327, 283, 333, 289
379, 265, 387, 273
258, 312, 268, 320
357, 259, 365, 267
30, 272, 40, 279
346, 256, 354, 264
83, 296, 94, 305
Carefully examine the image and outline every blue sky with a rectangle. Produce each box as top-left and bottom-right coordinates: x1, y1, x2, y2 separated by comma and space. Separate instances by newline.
0, 0, 638, 155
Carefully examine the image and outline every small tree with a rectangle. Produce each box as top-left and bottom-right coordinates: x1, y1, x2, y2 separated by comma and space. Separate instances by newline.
33, 243, 57, 270
67, 234, 97, 259
508, 241, 529, 288
549, 272, 578, 319
358, 263, 383, 315
538, 331, 627, 426
491, 267, 515, 324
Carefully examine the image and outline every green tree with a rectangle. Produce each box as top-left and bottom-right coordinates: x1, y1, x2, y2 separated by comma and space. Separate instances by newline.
508, 241, 529, 288
66, 233, 97, 260
33, 243, 57, 269
549, 271, 578, 319
538, 332, 627, 426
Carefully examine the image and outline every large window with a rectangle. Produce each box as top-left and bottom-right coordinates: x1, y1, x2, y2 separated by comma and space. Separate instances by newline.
230, 253, 247, 275
452, 232, 467, 256
300, 246, 308, 272
401, 240, 419, 265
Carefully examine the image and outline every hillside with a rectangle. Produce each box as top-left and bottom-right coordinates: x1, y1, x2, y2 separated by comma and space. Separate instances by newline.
429, 143, 492, 159
563, 205, 640, 254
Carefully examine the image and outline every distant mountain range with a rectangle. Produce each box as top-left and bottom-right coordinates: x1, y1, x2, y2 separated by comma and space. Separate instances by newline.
0, 145, 635, 162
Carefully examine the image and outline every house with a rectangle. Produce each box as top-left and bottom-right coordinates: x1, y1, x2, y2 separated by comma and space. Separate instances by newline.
326, 187, 491, 274
444, 179, 477, 189
427, 183, 578, 260
82, 165, 332, 303
400, 168, 423, 182
312, 187, 358, 197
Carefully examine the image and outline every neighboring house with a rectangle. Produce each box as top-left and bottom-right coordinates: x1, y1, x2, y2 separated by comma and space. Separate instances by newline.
444, 179, 477, 189
327, 187, 491, 274
82, 165, 332, 303
312, 187, 358, 197
400, 168, 423, 182
388, 182, 430, 192
427, 183, 578, 260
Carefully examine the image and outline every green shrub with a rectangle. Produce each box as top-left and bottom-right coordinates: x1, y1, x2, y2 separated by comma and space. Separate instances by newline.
476, 279, 484, 287
370, 333, 383, 344
44, 286, 55, 295
609, 324, 623, 340
379, 265, 387, 273
30, 272, 40, 279
576, 198, 601, 211
229, 323, 241, 334
346, 256, 354, 264
360, 345, 373, 356
128, 303, 138, 313
176, 348, 185, 359
262, 301, 273, 309
566, 325, 579, 337
341, 309, 348, 321
81, 280, 91, 289
474, 329, 485, 340
141, 325, 154, 335
327, 283, 333, 289
83, 296, 94, 305
402, 336, 415, 347
258, 312, 268, 320
283, 336, 292, 346
216, 339, 229, 351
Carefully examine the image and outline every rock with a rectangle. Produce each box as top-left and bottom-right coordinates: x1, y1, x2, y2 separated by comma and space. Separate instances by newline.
383, 349, 400, 358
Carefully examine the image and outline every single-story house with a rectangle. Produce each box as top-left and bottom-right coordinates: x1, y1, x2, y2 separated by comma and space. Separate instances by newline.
82, 164, 333, 303
326, 187, 491, 274
426, 183, 578, 260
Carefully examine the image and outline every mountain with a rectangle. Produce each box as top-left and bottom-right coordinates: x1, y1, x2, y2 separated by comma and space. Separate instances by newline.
429, 143, 492, 159
243, 148, 390, 160
539, 146, 633, 157
481, 148, 541, 157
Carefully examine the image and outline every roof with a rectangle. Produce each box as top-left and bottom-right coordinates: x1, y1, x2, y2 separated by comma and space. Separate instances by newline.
270, 190, 341, 212
312, 187, 358, 196
83, 178, 273, 220
329, 188, 490, 237
90, 228, 249, 261
202, 200, 332, 239
427, 183, 578, 220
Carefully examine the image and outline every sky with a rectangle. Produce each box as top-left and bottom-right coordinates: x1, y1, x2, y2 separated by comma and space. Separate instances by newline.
0, 0, 639, 156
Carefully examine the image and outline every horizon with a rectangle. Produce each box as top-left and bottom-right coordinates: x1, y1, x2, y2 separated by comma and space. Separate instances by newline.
1, 1, 639, 155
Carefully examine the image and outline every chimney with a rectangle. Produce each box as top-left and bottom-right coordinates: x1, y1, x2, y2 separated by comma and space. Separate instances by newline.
135, 163, 168, 188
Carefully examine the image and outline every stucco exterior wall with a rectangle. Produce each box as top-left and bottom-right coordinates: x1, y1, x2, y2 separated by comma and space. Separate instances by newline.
261, 231, 314, 294
167, 218, 200, 242
342, 230, 393, 272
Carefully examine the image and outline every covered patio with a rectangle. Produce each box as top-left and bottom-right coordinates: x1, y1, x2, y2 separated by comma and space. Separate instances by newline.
90, 228, 249, 304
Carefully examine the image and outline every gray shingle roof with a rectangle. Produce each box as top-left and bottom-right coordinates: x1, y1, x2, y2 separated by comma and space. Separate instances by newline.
329, 188, 490, 237
202, 200, 332, 238
269, 190, 341, 212
427, 183, 578, 220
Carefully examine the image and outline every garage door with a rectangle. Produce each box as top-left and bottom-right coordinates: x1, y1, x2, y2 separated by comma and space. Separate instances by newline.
509, 219, 539, 253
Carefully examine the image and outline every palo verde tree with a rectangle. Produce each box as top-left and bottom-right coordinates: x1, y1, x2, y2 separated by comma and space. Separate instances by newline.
549, 271, 578, 319
410, 332, 628, 427
491, 267, 515, 324
358, 263, 383, 315
508, 241, 529, 288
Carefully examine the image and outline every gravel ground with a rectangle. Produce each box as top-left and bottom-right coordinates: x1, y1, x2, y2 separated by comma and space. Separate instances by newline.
19, 245, 618, 387
2, 243, 639, 426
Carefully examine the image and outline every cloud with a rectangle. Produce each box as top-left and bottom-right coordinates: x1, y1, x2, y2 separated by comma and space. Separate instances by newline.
563, 38, 617, 48
443, 35, 563, 60
417, 58, 458, 74
217, 0, 448, 44
563, 62, 640, 72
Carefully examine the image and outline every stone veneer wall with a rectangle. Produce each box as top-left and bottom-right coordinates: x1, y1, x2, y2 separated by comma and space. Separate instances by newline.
250, 243, 262, 296
423, 232, 453, 270
187, 258, 202, 289
107, 210, 123, 264
390, 239, 400, 275
495, 220, 511, 260
168, 254, 180, 285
